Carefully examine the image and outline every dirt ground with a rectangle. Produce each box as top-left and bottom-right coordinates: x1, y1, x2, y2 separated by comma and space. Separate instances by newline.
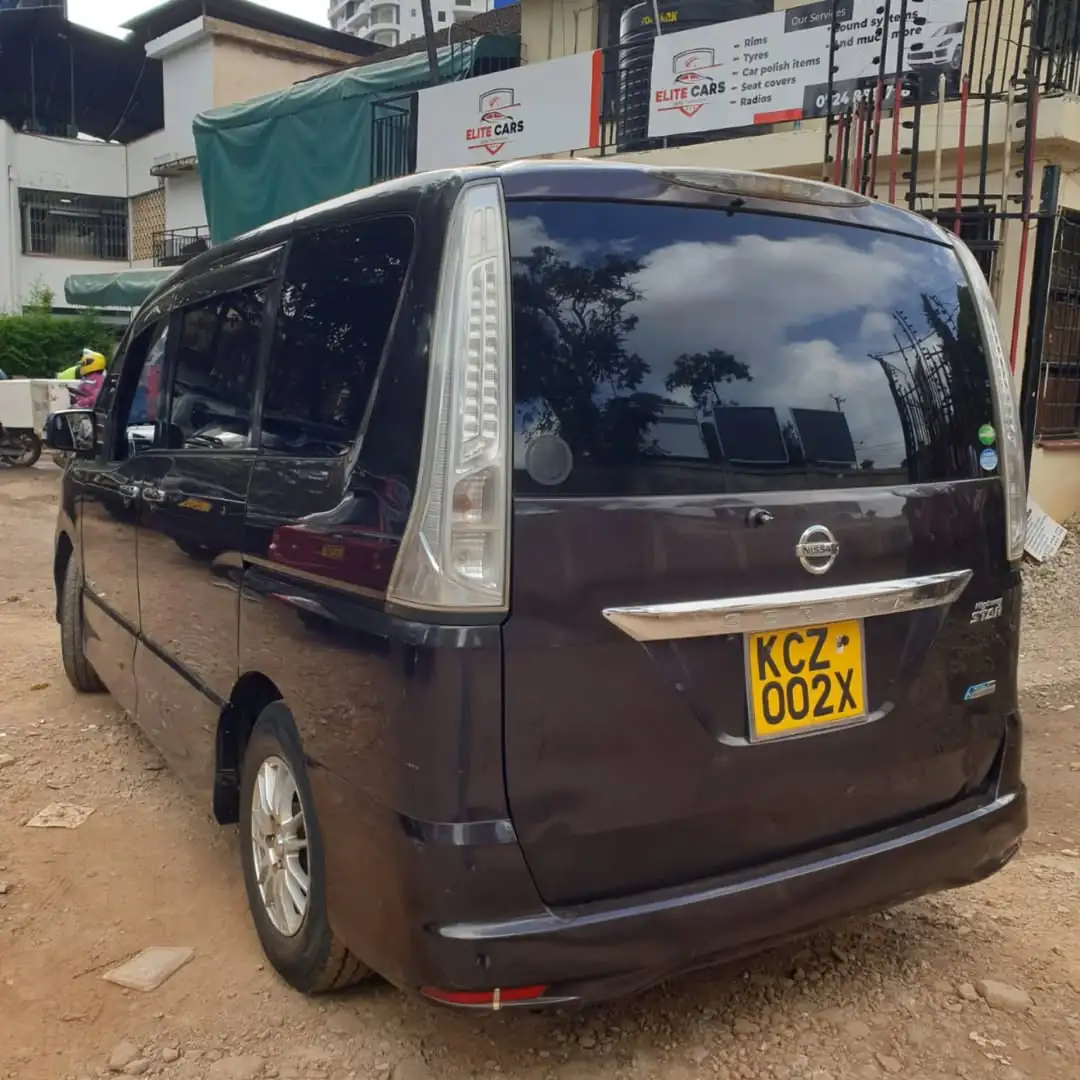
1, 466, 1079, 1080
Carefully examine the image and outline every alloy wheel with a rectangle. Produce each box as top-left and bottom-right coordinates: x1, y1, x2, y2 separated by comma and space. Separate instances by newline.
250, 755, 311, 937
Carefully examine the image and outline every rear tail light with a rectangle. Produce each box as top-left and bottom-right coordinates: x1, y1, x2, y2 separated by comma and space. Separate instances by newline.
421, 985, 548, 1009
388, 180, 511, 613
949, 234, 1027, 563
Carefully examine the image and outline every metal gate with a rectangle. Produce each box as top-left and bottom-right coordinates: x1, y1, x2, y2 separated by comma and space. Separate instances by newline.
1030, 209, 1080, 441
814, 0, 1080, 467
372, 93, 418, 185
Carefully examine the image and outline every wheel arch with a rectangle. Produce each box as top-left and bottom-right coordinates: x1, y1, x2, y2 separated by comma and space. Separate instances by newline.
53, 528, 76, 623
214, 671, 284, 824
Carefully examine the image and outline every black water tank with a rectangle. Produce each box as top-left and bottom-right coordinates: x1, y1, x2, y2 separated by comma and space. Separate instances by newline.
616, 0, 772, 152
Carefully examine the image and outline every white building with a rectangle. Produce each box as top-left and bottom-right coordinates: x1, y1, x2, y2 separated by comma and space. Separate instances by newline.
0, 0, 379, 313
329, 0, 492, 48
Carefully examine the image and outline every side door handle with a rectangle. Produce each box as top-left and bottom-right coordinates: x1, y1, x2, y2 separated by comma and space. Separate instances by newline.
141, 485, 166, 505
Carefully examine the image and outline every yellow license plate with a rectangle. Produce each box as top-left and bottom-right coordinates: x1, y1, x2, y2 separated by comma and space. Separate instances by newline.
320, 543, 346, 560
745, 619, 867, 741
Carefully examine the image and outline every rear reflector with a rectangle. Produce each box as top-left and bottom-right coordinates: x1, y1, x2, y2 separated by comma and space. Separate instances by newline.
420, 985, 548, 1009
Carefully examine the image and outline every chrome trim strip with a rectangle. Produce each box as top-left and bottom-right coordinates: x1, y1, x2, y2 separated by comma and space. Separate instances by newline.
602, 570, 973, 642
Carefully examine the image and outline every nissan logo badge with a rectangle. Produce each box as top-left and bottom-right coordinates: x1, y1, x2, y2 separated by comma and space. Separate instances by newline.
795, 525, 840, 575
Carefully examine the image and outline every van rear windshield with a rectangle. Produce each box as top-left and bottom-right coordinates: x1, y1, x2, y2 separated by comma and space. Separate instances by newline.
507, 199, 995, 498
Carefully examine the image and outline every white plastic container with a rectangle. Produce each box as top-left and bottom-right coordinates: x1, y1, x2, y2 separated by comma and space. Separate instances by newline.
0, 378, 73, 434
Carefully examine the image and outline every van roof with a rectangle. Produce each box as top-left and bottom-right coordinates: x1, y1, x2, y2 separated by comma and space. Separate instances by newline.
160, 160, 944, 306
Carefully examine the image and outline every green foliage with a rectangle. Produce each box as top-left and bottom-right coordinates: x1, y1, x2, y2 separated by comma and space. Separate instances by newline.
0, 310, 116, 379
24, 280, 56, 314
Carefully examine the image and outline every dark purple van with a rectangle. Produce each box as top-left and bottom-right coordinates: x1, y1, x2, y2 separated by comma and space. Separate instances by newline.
46, 161, 1026, 1008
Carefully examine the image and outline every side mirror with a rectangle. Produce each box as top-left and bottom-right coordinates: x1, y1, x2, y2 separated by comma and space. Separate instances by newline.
44, 410, 96, 454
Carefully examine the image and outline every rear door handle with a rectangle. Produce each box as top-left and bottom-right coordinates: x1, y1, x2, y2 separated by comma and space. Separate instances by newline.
141, 486, 166, 504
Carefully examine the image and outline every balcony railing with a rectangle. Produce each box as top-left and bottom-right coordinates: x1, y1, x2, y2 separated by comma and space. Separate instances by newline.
152, 226, 210, 268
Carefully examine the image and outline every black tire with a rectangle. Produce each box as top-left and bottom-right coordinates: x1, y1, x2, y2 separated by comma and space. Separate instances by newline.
12, 433, 42, 468
174, 538, 213, 561
239, 703, 371, 994
59, 556, 105, 694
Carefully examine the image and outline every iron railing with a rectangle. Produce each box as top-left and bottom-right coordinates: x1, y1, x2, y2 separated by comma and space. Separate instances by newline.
370, 41, 518, 182
19, 188, 128, 260
1035, 212, 1080, 439
372, 95, 415, 184
153, 226, 210, 267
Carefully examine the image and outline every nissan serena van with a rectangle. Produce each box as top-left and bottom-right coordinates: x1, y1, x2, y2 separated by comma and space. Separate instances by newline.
46, 161, 1027, 1008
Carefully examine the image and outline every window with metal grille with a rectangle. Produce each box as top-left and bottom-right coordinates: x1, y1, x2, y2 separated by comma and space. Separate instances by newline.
18, 189, 129, 261
1035, 211, 1080, 439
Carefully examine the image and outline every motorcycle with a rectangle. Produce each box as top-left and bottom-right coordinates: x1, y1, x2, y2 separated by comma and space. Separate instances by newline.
0, 378, 82, 469
0, 379, 51, 468
0, 424, 43, 468
1, 351, 106, 470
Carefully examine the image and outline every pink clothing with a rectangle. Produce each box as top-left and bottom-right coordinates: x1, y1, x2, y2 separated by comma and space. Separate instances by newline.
72, 371, 104, 409
145, 361, 161, 419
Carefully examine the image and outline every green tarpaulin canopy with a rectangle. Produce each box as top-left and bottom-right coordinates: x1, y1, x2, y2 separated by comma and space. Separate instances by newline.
194, 35, 518, 244
65, 268, 176, 308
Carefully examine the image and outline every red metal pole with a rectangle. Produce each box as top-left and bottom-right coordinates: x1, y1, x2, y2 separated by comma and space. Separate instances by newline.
953, 75, 970, 235
1009, 84, 1041, 374
833, 114, 847, 185
853, 102, 866, 193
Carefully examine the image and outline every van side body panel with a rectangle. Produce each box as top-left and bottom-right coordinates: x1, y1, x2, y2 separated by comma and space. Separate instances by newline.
234, 176, 537, 979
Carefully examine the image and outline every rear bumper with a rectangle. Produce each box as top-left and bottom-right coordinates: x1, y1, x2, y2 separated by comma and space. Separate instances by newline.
428, 786, 1026, 1006
321, 772, 1026, 1007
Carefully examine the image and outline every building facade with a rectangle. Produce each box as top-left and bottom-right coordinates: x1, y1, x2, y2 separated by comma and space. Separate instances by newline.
329, 0, 492, 47
389, 0, 1080, 521
0, 0, 377, 312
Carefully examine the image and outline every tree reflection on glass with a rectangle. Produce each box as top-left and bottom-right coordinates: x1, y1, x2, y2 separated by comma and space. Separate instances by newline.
513, 244, 654, 461
512, 245, 753, 467
665, 348, 752, 411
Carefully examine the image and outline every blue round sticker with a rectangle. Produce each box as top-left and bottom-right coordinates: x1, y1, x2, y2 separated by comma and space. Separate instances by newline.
980, 447, 999, 471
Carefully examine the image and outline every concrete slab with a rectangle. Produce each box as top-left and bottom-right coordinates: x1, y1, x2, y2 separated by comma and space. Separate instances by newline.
102, 947, 194, 992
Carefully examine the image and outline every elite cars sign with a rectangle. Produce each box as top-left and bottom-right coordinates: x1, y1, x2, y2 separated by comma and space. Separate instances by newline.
647, 0, 967, 138
415, 51, 602, 170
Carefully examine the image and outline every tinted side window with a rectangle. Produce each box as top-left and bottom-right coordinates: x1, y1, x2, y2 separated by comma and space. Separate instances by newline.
127, 320, 170, 454
260, 215, 414, 457
103, 318, 169, 459
507, 200, 994, 497
167, 285, 266, 450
